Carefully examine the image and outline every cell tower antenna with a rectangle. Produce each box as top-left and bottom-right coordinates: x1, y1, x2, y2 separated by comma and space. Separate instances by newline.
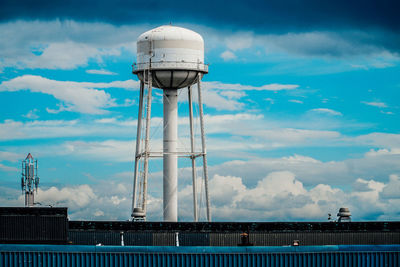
21, 153, 40, 207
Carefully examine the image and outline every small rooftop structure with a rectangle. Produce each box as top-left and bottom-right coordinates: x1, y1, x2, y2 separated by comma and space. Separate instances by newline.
337, 207, 351, 222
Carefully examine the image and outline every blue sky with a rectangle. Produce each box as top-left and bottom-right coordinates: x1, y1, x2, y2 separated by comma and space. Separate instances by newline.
0, 0, 400, 221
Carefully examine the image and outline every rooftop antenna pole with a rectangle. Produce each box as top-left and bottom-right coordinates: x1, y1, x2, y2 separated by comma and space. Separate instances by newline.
21, 153, 39, 207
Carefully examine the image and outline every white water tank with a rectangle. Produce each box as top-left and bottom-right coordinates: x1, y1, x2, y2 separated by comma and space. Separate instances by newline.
133, 25, 208, 89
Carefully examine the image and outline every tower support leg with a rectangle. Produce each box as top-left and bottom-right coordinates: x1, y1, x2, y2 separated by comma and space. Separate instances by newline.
197, 75, 211, 222
131, 81, 145, 218
142, 71, 153, 217
188, 86, 198, 222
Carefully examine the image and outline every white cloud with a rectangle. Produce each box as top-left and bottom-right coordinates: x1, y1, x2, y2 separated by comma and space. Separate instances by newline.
36, 185, 96, 209
86, 69, 117, 75
95, 117, 119, 124
381, 174, 400, 199
265, 98, 274, 104
371, 62, 395, 69
310, 108, 343, 116
220, 50, 236, 61
380, 110, 394, 115
361, 101, 388, 108
0, 20, 397, 74
0, 20, 145, 71
196, 172, 342, 221
204, 81, 298, 91
60, 140, 135, 162
289, 99, 303, 104
25, 42, 119, 69
23, 109, 39, 119
2, 158, 400, 221
0, 151, 24, 162
202, 171, 400, 221
0, 163, 18, 172
34, 182, 132, 220
224, 32, 253, 51
255, 31, 399, 59
0, 74, 296, 114
365, 148, 400, 157
0, 180, 134, 220
355, 132, 400, 148
178, 80, 298, 111
353, 178, 384, 192
218, 90, 246, 99
0, 75, 139, 114
0, 118, 138, 141
207, 149, 400, 189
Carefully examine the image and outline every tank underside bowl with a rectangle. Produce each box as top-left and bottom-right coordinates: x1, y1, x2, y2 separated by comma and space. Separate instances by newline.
136, 70, 205, 90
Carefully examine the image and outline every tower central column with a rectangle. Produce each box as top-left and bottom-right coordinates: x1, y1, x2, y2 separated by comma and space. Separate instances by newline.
163, 89, 178, 221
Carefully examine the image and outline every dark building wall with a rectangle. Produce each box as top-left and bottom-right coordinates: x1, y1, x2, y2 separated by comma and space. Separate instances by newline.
68, 231, 400, 246
67, 221, 400, 246
0, 207, 68, 244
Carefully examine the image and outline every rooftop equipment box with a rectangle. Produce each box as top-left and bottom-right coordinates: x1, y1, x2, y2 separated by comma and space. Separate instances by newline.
0, 207, 68, 244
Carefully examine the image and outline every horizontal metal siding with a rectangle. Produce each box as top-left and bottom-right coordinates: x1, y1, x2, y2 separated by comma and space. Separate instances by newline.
0, 250, 399, 267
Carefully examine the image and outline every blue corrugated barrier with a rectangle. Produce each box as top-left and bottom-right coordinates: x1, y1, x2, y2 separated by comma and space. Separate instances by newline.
1, 244, 399, 266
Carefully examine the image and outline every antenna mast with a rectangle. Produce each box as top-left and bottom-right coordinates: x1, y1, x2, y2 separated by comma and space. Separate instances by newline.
21, 153, 40, 207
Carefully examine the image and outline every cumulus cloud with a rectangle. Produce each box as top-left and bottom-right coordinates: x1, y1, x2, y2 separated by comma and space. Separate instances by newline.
1, 162, 400, 221
179, 171, 400, 221
36, 185, 96, 209
207, 151, 400, 189
0, 75, 139, 114
381, 175, 400, 199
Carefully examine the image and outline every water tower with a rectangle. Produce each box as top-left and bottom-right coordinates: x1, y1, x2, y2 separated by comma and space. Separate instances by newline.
21, 153, 39, 207
131, 25, 211, 222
